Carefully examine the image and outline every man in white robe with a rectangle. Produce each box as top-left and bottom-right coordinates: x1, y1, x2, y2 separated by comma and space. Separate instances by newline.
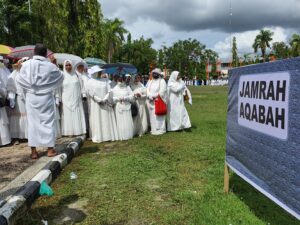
17, 44, 63, 159
0, 63, 11, 146
87, 66, 118, 143
167, 71, 191, 131
146, 68, 167, 135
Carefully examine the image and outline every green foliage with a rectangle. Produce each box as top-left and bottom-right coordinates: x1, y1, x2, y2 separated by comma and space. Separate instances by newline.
232, 36, 239, 67
0, 0, 109, 59
252, 29, 274, 62
103, 18, 128, 63
289, 34, 300, 57
159, 38, 218, 79
0, 0, 32, 46
116, 35, 157, 74
271, 41, 289, 59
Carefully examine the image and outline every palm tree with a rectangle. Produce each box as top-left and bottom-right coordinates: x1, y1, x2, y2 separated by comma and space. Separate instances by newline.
289, 34, 300, 57
104, 18, 128, 63
252, 29, 274, 62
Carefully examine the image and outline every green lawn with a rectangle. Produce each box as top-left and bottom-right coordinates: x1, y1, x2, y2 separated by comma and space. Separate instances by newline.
19, 86, 299, 225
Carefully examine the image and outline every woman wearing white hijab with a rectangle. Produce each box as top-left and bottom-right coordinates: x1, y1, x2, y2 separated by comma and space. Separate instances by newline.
167, 71, 191, 131
6, 57, 29, 142
130, 74, 148, 136
112, 75, 134, 140
146, 68, 167, 135
61, 60, 86, 136
86, 66, 118, 143
75, 61, 90, 136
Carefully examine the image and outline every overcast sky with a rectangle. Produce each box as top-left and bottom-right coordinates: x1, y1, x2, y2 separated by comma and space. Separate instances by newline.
100, 0, 300, 59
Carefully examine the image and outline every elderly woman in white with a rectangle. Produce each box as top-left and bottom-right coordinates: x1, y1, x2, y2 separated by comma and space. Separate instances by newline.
130, 74, 148, 136
146, 68, 167, 135
112, 75, 134, 140
61, 60, 86, 136
86, 66, 118, 143
0, 69, 11, 146
6, 57, 29, 143
167, 71, 191, 131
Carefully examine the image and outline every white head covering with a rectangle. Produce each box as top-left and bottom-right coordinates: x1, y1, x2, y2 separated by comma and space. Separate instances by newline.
168, 71, 184, 95
19, 57, 29, 64
63, 60, 75, 75
152, 68, 162, 77
168, 71, 180, 85
88, 65, 103, 78
75, 60, 88, 74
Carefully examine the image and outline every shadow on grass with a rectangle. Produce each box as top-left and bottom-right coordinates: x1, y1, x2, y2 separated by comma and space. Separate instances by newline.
231, 174, 299, 225
17, 194, 87, 225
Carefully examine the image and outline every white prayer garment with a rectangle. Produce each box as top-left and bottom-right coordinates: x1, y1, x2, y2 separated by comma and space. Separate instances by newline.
54, 89, 61, 138
167, 71, 191, 131
17, 56, 63, 147
110, 75, 119, 89
112, 81, 134, 140
0, 67, 11, 146
6, 60, 29, 139
146, 71, 167, 135
61, 60, 86, 136
110, 80, 117, 89
86, 71, 118, 143
75, 61, 90, 135
130, 79, 148, 136
0, 62, 10, 87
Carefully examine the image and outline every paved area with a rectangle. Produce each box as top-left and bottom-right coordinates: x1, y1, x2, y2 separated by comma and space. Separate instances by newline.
0, 138, 72, 190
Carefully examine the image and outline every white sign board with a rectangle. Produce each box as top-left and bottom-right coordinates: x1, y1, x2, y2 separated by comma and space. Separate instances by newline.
238, 72, 290, 140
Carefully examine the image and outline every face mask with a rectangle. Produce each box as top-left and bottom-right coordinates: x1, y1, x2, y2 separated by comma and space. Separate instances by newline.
153, 73, 159, 79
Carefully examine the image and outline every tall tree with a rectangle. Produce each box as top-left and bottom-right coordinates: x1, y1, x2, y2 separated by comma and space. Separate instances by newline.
161, 38, 217, 79
232, 36, 239, 67
252, 29, 274, 62
271, 41, 289, 59
0, 0, 32, 46
116, 36, 156, 74
104, 18, 127, 63
289, 34, 300, 57
78, 0, 104, 58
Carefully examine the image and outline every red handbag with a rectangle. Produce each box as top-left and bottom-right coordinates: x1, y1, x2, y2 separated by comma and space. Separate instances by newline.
155, 95, 167, 115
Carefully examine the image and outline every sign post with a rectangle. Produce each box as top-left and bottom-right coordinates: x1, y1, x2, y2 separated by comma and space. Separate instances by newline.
226, 57, 300, 220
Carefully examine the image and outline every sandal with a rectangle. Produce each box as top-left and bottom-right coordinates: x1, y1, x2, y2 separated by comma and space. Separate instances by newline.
47, 150, 58, 157
30, 153, 39, 159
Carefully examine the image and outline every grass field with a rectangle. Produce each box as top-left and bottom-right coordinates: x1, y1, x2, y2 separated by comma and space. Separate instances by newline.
19, 86, 299, 225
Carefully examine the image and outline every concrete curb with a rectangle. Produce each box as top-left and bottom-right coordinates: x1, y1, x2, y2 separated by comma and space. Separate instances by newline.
0, 136, 85, 225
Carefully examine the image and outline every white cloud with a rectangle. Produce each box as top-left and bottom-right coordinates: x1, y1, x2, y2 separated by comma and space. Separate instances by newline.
100, 0, 300, 59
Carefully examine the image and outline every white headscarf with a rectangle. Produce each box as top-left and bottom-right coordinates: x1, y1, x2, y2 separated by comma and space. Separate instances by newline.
63, 60, 75, 75
168, 71, 184, 93
75, 60, 88, 75
168, 71, 180, 85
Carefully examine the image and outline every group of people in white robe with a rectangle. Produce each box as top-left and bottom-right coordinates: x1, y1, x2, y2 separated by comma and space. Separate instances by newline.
0, 46, 192, 158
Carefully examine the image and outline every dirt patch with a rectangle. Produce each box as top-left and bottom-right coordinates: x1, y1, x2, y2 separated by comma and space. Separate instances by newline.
0, 137, 73, 190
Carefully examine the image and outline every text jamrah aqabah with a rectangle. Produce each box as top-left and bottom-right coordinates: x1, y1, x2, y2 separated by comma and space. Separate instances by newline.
239, 80, 286, 129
